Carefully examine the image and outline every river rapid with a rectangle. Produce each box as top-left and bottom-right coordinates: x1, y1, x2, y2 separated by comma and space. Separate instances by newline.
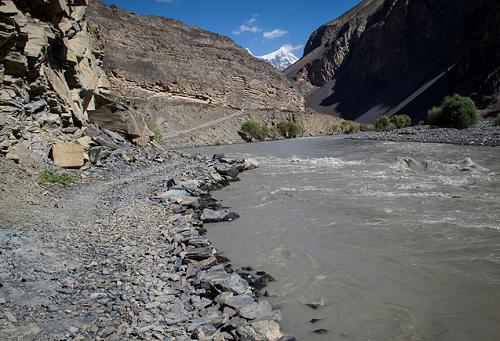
185, 137, 500, 341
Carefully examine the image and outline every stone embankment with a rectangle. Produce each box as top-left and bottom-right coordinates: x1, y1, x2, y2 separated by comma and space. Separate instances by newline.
0, 151, 295, 340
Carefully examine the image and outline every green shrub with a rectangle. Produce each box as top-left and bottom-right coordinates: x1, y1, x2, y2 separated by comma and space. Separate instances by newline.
240, 121, 269, 141
330, 121, 343, 134
427, 94, 479, 129
375, 114, 412, 131
374, 116, 391, 131
276, 120, 303, 138
39, 169, 74, 187
360, 123, 375, 132
340, 120, 360, 134
494, 114, 500, 126
147, 121, 163, 142
391, 114, 412, 129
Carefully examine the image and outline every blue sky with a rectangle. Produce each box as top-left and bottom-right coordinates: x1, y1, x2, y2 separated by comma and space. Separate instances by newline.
102, 0, 361, 57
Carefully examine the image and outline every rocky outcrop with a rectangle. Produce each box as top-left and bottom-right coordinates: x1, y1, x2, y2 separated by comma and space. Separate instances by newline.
0, 0, 151, 165
286, 0, 500, 122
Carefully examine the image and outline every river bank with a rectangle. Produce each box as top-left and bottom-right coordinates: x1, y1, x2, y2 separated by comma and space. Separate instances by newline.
350, 120, 500, 146
0, 152, 293, 340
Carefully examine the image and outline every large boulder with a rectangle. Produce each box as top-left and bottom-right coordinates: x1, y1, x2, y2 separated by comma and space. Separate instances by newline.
52, 143, 85, 168
87, 93, 152, 143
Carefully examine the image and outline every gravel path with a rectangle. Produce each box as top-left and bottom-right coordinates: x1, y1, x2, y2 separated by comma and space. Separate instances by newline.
0, 154, 290, 340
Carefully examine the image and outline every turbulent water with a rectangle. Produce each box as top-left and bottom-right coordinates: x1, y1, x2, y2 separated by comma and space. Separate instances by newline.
187, 137, 500, 341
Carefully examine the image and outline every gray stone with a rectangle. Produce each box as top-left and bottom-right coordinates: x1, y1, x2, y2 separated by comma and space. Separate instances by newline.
200, 208, 239, 223
153, 189, 198, 206
203, 268, 250, 294
4, 311, 17, 323
24, 99, 47, 114
139, 311, 154, 323
214, 163, 239, 178
237, 320, 283, 341
184, 247, 213, 261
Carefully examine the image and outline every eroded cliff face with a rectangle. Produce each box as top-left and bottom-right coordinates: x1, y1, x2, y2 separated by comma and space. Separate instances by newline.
0, 0, 151, 165
87, 1, 304, 112
286, 0, 500, 122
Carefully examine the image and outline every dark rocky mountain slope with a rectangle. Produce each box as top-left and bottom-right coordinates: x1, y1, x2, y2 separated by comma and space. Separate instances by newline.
285, 0, 500, 122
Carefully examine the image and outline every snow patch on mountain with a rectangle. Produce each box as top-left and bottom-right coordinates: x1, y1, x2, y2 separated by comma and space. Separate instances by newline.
247, 45, 301, 71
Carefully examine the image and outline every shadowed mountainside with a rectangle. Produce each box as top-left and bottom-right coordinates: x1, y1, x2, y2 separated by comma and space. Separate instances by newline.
285, 0, 500, 123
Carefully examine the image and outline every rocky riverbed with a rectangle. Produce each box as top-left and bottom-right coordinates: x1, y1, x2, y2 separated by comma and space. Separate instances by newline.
0, 153, 294, 341
350, 120, 500, 146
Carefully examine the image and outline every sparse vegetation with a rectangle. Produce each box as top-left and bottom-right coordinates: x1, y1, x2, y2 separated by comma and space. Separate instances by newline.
427, 94, 479, 129
391, 114, 412, 129
340, 120, 360, 134
494, 114, 500, 126
240, 120, 269, 141
147, 121, 163, 143
375, 114, 412, 132
374, 116, 395, 131
39, 169, 74, 187
360, 123, 375, 132
276, 120, 303, 138
330, 120, 361, 134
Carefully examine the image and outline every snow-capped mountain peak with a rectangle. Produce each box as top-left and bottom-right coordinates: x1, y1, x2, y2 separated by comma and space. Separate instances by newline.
247, 45, 300, 71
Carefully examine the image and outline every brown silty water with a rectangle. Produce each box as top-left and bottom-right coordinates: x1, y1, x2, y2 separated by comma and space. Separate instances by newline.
185, 136, 500, 341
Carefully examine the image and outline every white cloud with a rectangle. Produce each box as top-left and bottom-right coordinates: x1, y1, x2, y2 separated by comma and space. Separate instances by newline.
281, 44, 304, 52
263, 28, 288, 39
233, 24, 263, 35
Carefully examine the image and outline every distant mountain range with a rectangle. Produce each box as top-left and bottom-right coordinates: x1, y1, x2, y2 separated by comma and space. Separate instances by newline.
247, 46, 299, 71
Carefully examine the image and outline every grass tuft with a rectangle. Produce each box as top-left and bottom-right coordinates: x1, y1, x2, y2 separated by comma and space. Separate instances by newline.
39, 169, 74, 187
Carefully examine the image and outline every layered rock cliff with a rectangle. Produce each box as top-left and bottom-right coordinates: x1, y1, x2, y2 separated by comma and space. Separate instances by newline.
286, 0, 500, 122
0, 0, 152, 165
87, 1, 319, 145
88, 1, 303, 112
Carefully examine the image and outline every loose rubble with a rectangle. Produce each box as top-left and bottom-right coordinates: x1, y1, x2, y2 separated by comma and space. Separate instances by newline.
0, 151, 295, 340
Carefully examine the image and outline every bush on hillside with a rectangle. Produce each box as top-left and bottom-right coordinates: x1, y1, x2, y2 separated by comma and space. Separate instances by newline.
240, 121, 269, 141
427, 94, 479, 129
276, 120, 303, 138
